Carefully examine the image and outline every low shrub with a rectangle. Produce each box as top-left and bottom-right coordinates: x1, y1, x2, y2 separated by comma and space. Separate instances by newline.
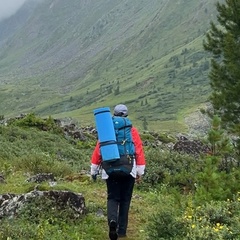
146, 192, 240, 239
14, 153, 73, 176
141, 148, 200, 192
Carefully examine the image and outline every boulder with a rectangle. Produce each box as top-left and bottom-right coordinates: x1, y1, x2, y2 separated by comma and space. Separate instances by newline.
26, 173, 56, 183
0, 190, 86, 219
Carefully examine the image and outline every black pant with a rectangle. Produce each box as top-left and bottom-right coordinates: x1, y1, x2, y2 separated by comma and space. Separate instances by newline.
106, 175, 135, 235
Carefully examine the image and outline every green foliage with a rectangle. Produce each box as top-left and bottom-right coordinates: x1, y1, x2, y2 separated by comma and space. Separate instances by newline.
185, 114, 240, 203
141, 132, 176, 144
76, 139, 96, 150
142, 148, 200, 192
0, 196, 106, 240
14, 153, 73, 176
0, 123, 90, 175
203, 0, 240, 141
146, 192, 240, 239
142, 117, 148, 130
0, 161, 13, 177
140, 133, 155, 141
0, 1, 219, 131
8, 113, 63, 134
1, 112, 240, 239
157, 133, 176, 144
208, 115, 234, 156
147, 210, 187, 239
146, 192, 187, 239
19, 197, 82, 223
183, 197, 240, 240
140, 149, 165, 188
186, 113, 240, 203
144, 112, 240, 239
194, 156, 232, 203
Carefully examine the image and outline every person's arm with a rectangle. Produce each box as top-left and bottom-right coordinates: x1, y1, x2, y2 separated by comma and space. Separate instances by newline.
91, 142, 102, 176
131, 127, 146, 176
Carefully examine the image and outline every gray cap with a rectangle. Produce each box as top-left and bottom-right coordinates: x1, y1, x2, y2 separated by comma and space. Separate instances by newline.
113, 104, 128, 117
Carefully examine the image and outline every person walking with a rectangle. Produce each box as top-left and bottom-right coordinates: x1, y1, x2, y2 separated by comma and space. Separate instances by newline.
91, 104, 146, 239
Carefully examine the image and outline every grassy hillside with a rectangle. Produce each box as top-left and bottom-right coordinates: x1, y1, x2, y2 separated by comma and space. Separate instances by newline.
0, 0, 221, 131
0, 114, 239, 239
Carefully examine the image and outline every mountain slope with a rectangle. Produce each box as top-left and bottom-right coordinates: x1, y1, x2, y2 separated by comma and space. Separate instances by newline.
0, 0, 219, 131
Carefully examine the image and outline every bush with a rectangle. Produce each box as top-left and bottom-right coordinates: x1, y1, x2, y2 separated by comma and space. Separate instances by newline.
147, 210, 187, 239
8, 113, 63, 134
141, 148, 199, 192
146, 192, 240, 239
14, 153, 73, 176
0, 124, 89, 174
183, 196, 240, 239
146, 192, 187, 239
194, 156, 240, 203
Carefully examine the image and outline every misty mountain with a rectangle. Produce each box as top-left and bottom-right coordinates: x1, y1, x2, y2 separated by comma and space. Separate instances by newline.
0, 0, 219, 130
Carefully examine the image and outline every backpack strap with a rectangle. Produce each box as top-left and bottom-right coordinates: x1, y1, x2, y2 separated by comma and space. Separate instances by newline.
117, 124, 132, 130
100, 140, 117, 147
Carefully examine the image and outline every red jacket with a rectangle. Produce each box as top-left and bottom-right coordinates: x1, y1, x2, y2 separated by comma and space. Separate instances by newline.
91, 127, 146, 177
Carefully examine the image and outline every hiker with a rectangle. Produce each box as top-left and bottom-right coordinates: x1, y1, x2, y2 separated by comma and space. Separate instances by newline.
91, 104, 146, 239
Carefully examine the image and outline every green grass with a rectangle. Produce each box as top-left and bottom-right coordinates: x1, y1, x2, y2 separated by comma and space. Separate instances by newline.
0, 119, 240, 239
1, 169, 239, 240
0, 173, 149, 240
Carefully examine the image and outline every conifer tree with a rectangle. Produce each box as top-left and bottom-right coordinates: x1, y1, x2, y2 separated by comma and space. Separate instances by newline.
203, 0, 240, 133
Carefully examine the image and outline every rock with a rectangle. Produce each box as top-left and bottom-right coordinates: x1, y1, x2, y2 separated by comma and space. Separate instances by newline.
173, 138, 211, 157
26, 173, 56, 183
184, 105, 211, 136
95, 208, 104, 217
0, 190, 86, 219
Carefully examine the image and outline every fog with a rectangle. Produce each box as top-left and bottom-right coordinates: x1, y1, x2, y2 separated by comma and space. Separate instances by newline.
0, 0, 27, 21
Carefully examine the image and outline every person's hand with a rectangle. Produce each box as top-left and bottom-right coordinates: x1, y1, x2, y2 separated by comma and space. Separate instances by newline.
91, 174, 97, 182
136, 175, 142, 184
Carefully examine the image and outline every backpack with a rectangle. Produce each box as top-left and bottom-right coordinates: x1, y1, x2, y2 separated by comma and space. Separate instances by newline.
101, 116, 135, 176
